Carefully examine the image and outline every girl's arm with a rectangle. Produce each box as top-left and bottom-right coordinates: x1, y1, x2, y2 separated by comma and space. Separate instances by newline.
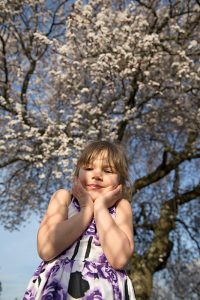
94, 196, 134, 270
37, 189, 93, 261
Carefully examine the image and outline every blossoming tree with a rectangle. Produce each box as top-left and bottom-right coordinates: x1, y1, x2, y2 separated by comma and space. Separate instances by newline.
0, 0, 200, 299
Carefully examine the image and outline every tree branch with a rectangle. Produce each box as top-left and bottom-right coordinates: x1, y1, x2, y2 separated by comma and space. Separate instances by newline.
20, 59, 36, 111
0, 157, 20, 169
130, 181, 200, 299
133, 145, 200, 194
0, 35, 9, 100
176, 217, 200, 251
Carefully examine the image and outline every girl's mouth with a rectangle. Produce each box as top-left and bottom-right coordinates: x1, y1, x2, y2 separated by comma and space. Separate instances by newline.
87, 184, 103, 190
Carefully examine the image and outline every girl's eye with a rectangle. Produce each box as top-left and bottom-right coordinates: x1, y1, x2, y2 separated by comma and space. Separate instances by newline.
104, 169, 113, 173
85, 167, 93, 171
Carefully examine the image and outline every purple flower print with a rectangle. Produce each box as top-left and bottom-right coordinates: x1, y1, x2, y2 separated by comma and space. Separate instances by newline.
83, 261, 98, 279
48, 263, 61, 278
98, 254, 107, 264
84, 219, 96, 236
44, 264, 58, 283
106, 267, 118, 284
33, 261, 46, 277
113, 284, 122, 300
97, 264, 118, 284
41, 279, 66, 300
23, 289, 35, 300
45, 257, 72, 280
83, 288, 103, 300
62, 257, 74, 268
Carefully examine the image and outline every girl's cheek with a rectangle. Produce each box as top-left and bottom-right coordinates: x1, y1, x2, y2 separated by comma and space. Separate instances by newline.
113, 176, 120, 185
78, 173, 87, 187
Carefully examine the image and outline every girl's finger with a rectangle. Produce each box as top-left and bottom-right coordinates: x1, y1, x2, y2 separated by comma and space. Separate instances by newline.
113, 185, 121, 193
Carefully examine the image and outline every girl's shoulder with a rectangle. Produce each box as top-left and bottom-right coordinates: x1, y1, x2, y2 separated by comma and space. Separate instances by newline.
116, 198, 132, 208
53, 188, 71, 198
115, 198, 132, 217
49, 189, 72, 207
38, 189, 71, 230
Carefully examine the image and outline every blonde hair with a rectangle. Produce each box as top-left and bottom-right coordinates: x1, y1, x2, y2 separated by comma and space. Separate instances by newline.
74, 140, 131, 199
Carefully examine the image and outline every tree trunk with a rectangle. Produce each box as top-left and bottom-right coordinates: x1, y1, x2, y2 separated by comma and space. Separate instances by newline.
130, 200, 177, 299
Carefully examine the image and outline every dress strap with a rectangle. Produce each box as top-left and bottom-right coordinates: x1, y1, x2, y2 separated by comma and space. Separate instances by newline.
71, 196, 80, 211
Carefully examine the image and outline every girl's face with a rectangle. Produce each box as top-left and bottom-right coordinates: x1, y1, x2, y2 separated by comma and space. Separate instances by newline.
78, 152, 119, 201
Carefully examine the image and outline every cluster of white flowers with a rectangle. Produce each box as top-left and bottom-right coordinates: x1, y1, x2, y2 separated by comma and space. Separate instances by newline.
34, 32, 53, 45
1, 0, 199, 204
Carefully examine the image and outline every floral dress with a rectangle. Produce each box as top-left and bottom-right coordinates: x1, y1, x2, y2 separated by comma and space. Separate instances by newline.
23, 197, 136, 300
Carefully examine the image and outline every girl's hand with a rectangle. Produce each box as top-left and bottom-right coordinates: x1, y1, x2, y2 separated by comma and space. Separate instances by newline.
95, 184, 122, 209
72, 178, 94, 211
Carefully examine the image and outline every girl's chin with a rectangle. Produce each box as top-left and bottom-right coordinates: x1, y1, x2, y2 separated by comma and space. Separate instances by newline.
87, 190, 102, 201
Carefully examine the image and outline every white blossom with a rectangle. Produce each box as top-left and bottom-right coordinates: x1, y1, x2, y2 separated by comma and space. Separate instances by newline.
39, 173, 46, 179
188, 40, 198, 49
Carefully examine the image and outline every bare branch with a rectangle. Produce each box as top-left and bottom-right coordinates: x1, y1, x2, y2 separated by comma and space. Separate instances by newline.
176, 217, 200, 251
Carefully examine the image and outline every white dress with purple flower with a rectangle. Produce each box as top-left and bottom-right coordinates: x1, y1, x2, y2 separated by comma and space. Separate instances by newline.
23, 197, 136, 300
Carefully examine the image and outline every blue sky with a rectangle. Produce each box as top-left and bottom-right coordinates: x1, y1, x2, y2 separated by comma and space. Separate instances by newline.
0, 217, 41, 300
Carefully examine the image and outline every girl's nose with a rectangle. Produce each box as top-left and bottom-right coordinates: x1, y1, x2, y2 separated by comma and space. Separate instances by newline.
92, 169, 103, 180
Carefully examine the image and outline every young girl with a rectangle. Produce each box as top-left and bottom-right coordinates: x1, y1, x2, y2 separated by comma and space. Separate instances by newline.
24, 140, 136, 299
